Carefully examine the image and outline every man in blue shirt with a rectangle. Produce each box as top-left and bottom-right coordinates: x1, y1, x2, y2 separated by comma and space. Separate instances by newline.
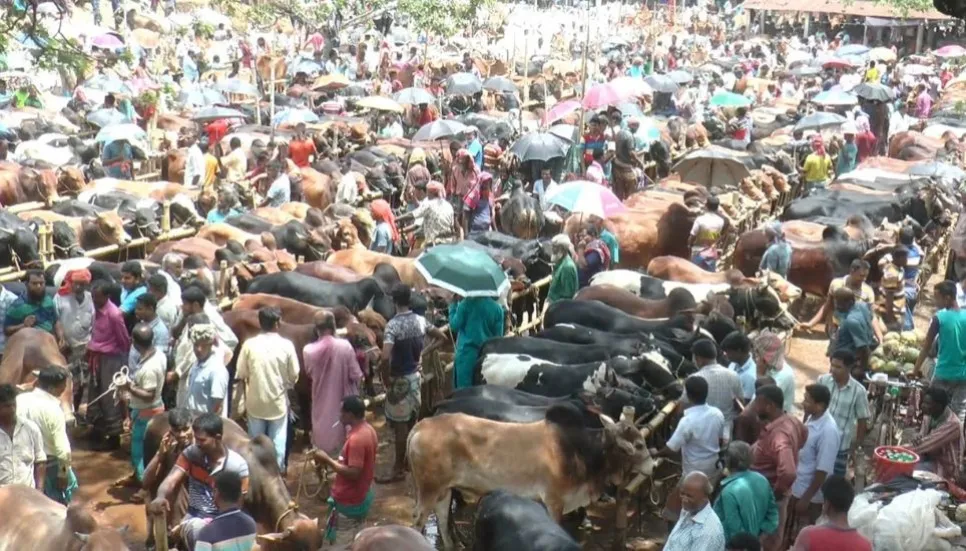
259, 162, 291, 208
195, 471, 257, 551
829, 287, 874, 372
120, 261, 148, 317
722, 331, 757, 400
465, 127, 483, 169
759, 222, 792, 279
206, 190, 242, 224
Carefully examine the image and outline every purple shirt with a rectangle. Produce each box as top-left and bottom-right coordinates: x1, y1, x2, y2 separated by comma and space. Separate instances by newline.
916, 91, 933, 118
303, 335, 362, 453
88, 300, 130, 356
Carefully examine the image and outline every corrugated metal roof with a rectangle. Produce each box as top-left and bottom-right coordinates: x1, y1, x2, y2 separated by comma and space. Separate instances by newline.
741, 0, 949, 20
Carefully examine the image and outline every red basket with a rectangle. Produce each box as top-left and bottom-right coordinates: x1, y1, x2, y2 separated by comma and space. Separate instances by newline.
873, 446, 920, 484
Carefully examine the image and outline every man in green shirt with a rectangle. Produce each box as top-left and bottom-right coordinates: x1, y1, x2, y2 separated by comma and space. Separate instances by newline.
915, 280, 966, 422
546, 234, 578, 305
4, 270, 64, 347
713, 441, 779, 542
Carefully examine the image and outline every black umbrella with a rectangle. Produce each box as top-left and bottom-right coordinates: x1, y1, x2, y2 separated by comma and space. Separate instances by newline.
508, 132, 569, 162
852, 82, 895, 102
483, 76, 518, 93
445, 72, 483, 95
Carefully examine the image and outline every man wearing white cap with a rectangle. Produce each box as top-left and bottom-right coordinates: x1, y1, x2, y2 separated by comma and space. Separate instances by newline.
836, 123, 858, 176
465, 126, 483, 169
546, 234, 579, 306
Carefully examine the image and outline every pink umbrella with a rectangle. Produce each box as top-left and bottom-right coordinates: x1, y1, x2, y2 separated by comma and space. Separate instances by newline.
935, 45, 966, 58
92, 33, 124, 49
821, 57, 855, 69
543, 99, 581, 125
582, 78, 651, 110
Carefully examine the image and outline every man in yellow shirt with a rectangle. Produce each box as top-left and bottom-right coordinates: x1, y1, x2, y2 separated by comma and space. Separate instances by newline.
801, 135, 832, 195
221, 137, 248, 184
202, 141, 220, 190
864, 61, 880, 84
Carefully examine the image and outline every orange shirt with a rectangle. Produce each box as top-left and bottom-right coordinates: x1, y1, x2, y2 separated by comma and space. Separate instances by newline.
288, 138, 317, 168
329, 421, 377, 505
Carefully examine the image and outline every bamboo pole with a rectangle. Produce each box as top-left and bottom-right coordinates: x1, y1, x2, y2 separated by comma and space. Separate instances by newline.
7, 202, 46, 214
624, 399, 679, 494
520, 29, 529, 132
152, 512, 169, 551
576, 6, 591, 171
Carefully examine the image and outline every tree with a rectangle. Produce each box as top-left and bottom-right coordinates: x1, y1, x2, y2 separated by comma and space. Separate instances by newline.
395, 0, 495, 38
0, 3, 91, 83
874, 0, 959, 18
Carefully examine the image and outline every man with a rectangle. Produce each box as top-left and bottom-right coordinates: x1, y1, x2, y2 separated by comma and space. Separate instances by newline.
791, 475, 871, 550
594, 217, 620, 266
788, 384, 840, 545
689, 196, 725, 272
449, 293, 504, 390
53, 269, 94, 412
864, 60, 880, 83
0, 383, 45, 489
119, 260, 148, 317
723, 332, 757, 401
5, 270, 63, 344
304, 311, 363, 454
532, 167, 558, 211
148, 414, 250, 551
195, 471, 257, 551
758, 223, 791, 279
713, 441, 779, 543
312, 396, 378, 544
205, 118, 231, 149
691, 339, 744, 441
836, 126, 858, 175
664, 472, 726, 551
826, 287, 875, 370
909, 386, 963, 481
735, 377, 776, 445
0, 284, 18, 360
750, 385, 807, 551
817, 349, 870, 477
222, 137, 248, 183
612, 122, 644, 201
751, 332, 795, 413
804, 259, 876, 334
397, 181, 455, 246
897, 228, 923, 330
87, 280, 130, 450
417, 103, 437, 127
260, 162, 291, 208
17, 367, 75, 503
141, 408, 194, 500
148, 273, 181, 333
378, 284, 446, 483
207, 190, 242, 225
289, 123, 317, 168
184, 137, 206, 188
130, 293, 169, 367
185, 323, 230, 416
656, 376, 726, 526
180, 286, 238, 354
235, 307, 300, 470
915, 83, 932, 119
202, 141, 219, 189
547, 234, 579, 305
465, 127, 483, 169
117, 323, 166, 483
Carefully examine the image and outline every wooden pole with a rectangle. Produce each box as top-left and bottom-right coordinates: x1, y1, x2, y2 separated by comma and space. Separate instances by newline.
269, 56, 277, 140
520, 29, 529, 132
576, 7, 591, 172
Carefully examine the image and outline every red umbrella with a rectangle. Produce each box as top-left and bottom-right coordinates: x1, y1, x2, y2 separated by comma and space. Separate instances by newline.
821, 57, 855, 69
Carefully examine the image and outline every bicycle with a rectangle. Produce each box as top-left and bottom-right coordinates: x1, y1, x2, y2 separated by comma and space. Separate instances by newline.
865, 373, 926, 449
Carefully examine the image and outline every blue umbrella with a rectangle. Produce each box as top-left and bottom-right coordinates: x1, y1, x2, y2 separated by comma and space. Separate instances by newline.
837, 44, 870, 57
177, 87, 227, 108
616, 102, 644, 118
812, 90, 858, 107
288, 59, 323, 77
394, 87, 436, 105
94, 123, 147, 145
793, 111, 846, 132
709, 91, 752, 107
82, 75, 135, 96
87, 108, 129, 128
272, 108, 319, 127
215, 79, 259, 97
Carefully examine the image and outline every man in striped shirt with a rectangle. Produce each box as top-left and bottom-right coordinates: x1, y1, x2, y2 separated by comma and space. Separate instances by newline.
195, 471, 257, 551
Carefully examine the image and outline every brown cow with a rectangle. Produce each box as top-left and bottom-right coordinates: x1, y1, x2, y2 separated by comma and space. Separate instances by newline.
295, 260, 364, 283
19, 210, 132, 250
604, 203, 699, 270
300, 167, 336, 210
0, 485, 130, 550
575, 284, 697, 318
0, 328, 74, 424
56, 166, 88, 196
197, 223, 258, 247
231, 293, 354, 327
337, 525, 434, 551
251, 207, 298, 225
280, 202, 312, 220
646, 256, 753, 286
256, 55, 288, 85
328, 249, 427, 288
0, 164, 60, 206
888, 130, 950, 161
148, 237, 224, 269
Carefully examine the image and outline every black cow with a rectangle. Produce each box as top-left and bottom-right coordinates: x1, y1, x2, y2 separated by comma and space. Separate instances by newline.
479, 336, 612, 366
498, 183, 545, 240
225, 215, 330, 261
53, 194, 162, 240
534, 324, 646, 358
19, 217, 83, 258
474, 491, 581, 551
781, 189, 930, 227
0, 210, 41, 268
244, 272, 394, 320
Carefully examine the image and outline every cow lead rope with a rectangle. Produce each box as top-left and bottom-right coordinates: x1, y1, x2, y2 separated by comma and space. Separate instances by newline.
86, 366, 130, 407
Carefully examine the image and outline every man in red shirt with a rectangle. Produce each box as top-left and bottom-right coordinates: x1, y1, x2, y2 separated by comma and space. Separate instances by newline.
792, 475, 872, 551
417, 103, 437, 127
288, 123, 318, 168
206, 118, 230, 147
311, 396, 377, 543
854, 128, 877, 163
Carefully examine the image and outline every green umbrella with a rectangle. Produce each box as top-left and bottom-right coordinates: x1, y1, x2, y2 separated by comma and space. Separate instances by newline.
709, 91, 752, 108
414, 244, 510, 298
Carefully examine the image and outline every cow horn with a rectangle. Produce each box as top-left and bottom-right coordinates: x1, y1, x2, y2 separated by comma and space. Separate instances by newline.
74, 533, 90, 543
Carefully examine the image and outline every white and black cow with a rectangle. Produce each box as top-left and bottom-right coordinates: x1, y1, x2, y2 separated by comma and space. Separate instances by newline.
591, 269, 730, 302
478, 336, 613, 366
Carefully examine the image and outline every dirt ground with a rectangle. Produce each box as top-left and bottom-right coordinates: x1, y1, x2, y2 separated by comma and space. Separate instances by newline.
73, 278, 943, 550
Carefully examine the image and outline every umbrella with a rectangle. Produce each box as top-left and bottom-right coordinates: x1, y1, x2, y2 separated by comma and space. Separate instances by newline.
394, 87, 436, 105
812, 90, 858, 106
355, 96, 404, 113
709, 91, 752, 108
215, 79, 259, 97
544, 180, 626, 219
852, 82, 895, 102
788, 65, 822, 78
290, 59, 324, 77
94, 123, 146, 144
616, 101, 644, 118
177, 87, 227, 108
906, 160, 966, 180
311, 73, 350, 91
815, 56, 855, 69
82, 75, 134, 96
644, 74, 678, 93
92, 33, 124, 49
191, 106, 247, 122
543, 99, 581, 125
672, 148, 750, 188
508, 132, 569, 162
86, 108, 129, 128
412, 119, 468, 141
869, 47, 897, 63
837, 44, 869, 57
793, 112, 846, 132
583, 78, 651, 110
482, 76, 518, 93
445, 72, 483, 95
547, 124, 578, 142
934, 45, 966, 58
666, 70, 693, 85
414, 244, 509, 298
903, 64, 934, 77
272, 108, 320, 127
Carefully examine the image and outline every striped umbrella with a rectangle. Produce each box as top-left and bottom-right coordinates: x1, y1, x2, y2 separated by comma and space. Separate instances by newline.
544, 181, 626, 219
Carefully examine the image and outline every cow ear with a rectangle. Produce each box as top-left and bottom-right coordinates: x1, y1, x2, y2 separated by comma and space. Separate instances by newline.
256, 528, 292, 544
74, 532, 90, 543
598, 413, 618, 431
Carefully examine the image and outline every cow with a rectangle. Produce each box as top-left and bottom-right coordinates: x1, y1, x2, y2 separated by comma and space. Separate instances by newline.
474, 491, 581, 551
0, 210, 42, 268
18, 210, 132, 250
73, 190, 164, 238
327, 249, 426, 289
0, 485, 130, 550
224, 215, 332, 261
498, 183, 544, 239
590, 269, 731, 302
479, 336, 612, 366
142, 415, 323, 551
574, 284, 697, 319
231, 293, 355, 327
712, 281, 799, 331
646, 256, 753, 286
336, 525, 434, 551
17, 216, 83, 259
408, 405, 653, 549
0, 329, 75, 425
295, 260, 364, 283
245, 272, 395, 320
781, 188, 934, 228
605, 203, 698, 269
0, 164, 60, 206
534, 323, 646, 358
250, 207, 298, 225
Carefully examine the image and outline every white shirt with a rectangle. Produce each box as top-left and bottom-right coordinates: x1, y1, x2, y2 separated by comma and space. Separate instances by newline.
0, 417, 46, 487
130, 350, 167, 410
54, 292, 94, 348
664, 502, 726, 551
184, 144, 206, 187
337, 172, 360, 205
666, 404, 725, 476
722, 72, 737, 92
532, 178, 558, 210
791, 412, 840, 503
236, 332, 300, 421
17, 389, 70, 462
690, 212, 725, 253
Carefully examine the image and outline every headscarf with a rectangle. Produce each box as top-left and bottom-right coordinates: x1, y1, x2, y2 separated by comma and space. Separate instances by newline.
551, 233, 575, 260
427, 180, 446, 197
58, 269, 92, 296
189, 323, 217, 343
752, 331, 784, 371
811, 134, 826, 156
410, 147, 426, 166
370, 199, 399, 242
464, 172, 493, 210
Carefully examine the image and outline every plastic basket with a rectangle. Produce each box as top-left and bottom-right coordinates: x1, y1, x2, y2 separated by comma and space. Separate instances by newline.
873, 445, 920, 484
